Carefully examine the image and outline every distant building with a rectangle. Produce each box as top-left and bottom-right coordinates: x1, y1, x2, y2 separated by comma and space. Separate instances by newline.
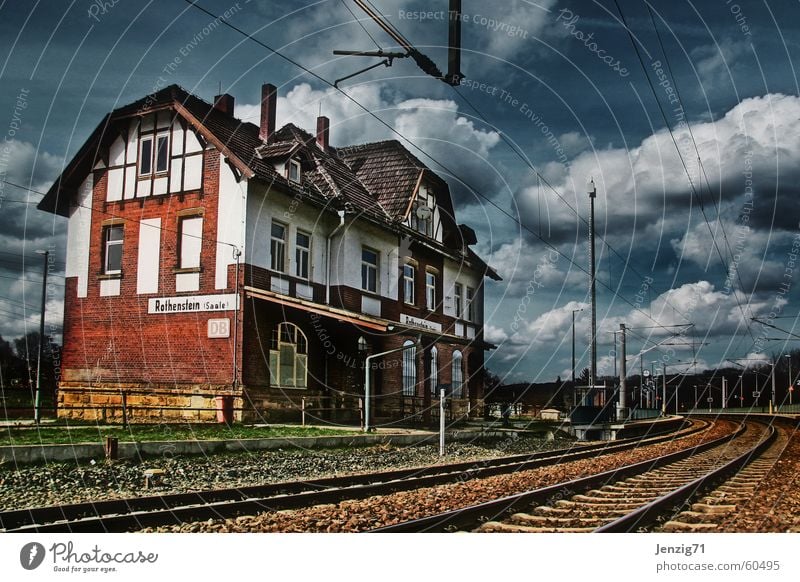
39, 84, 499, 423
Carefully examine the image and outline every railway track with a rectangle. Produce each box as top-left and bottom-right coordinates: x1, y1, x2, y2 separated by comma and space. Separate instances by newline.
374, 418, 778, 533
658, 422, 791, 532
1, 418, 705, 533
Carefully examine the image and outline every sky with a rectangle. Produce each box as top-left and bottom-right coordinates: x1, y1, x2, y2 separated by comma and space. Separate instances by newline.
1, 0, 800, 385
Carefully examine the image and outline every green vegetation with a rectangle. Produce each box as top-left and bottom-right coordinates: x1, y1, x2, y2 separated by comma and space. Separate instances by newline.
0, 423, 358, 446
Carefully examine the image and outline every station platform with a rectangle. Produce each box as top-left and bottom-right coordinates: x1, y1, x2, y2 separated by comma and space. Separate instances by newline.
570, 415, 686, 441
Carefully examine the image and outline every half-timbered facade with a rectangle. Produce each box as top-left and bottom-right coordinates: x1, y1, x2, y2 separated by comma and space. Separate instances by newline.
39, 84, 499, 424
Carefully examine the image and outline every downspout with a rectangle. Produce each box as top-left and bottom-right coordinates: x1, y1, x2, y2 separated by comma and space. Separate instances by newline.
326, 209, 346, 304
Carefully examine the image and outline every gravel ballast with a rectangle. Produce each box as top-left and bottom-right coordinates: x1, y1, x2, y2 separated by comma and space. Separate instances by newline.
0, 434, 566, 512
144, 421, 738, 533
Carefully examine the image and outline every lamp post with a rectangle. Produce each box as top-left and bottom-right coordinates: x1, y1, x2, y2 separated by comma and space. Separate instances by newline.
34, 249, 49, 425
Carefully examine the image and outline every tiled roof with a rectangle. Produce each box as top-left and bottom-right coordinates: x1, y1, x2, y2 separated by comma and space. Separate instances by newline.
335, 140, 428, 220
37, 85, 498, 279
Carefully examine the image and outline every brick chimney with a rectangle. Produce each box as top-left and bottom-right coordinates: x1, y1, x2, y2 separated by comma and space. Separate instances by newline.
316, 116, 330, 150
213, 93, 234, 116
260, 83, 277, 142
317, 115, 331, 150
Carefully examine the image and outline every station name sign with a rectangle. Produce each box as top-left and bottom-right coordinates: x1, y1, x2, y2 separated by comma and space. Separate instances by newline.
148, 293, 238, 314
400, 313, 442, 333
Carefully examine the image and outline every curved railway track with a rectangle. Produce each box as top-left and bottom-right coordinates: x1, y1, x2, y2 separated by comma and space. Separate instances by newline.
373, 418, 782, 533
1, 418, 705, 533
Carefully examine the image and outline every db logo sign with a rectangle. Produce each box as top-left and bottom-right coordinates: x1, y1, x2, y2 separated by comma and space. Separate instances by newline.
20, 542, 46, 570
207, 318, 230, 338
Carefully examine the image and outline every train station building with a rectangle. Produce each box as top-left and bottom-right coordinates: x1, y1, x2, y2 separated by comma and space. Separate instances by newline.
39, 83, 499, 424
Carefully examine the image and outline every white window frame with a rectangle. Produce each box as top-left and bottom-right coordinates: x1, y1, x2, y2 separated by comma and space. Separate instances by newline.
403, 263, 416, 305
270, 221, 287, 273
466, 286, 475, 322
178, 216, 203, 269
452, 350, 464, 398
430, 346, 438, 395
361, 247, 378, 293
288, 159, 301, 183
295, 230, 311, 279
426, 270, 437, 311
103, 225, 124, 274
269, 323, 308, 389
138, 131, 169, 177
454, 283, 463, 319
402, 340, 417, 396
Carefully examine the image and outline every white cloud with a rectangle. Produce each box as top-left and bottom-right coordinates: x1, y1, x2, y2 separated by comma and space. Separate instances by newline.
519, 93, 800, 240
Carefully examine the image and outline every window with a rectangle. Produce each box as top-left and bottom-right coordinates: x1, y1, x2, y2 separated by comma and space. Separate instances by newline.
426, 271, 437, 311
179, 216, 203, 269
139, 132, 169, 177
402, 340, 416, 396
466, 287, 475, 322
139, 137, 152, 176
403, 263, 416, 305
295, 231, 311, 279
270, 221, 286, 273
361, 248, 378, 293
452, 350, 464, 398
269, 323, 308, 388
103, 225, 124, 274
430, 346, 438, 395
454, 283, 463, 319
288, 159, 301, 183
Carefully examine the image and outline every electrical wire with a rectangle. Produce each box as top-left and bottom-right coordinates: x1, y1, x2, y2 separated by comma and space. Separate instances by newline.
176, 0, 690, 336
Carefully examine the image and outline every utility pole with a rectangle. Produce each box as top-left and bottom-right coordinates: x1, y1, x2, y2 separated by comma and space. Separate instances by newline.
617, 323, 628, 421
34, 249, 49, 425
722, 376, 727, 409
588, 179, 597, 388
662, 362, 667, 416
571, 308, 582, 385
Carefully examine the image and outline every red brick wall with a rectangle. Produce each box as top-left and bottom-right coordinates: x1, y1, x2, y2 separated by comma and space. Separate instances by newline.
60, 146, 243, 390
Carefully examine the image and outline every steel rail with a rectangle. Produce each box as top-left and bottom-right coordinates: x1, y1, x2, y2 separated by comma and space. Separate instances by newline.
1, 420, 704, 533
371, 420, 748, 533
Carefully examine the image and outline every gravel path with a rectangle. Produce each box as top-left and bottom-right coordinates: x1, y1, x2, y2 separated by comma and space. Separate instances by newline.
144, 420, 735, 533
0, 434, 566, 511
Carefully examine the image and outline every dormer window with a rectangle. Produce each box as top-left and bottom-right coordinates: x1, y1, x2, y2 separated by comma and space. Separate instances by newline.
139, 132, 169, 177
411, 200, 433, 237
288, 159, 301, 183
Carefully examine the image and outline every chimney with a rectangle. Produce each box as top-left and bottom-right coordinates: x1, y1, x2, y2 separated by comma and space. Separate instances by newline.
260, 83, 277, 142
316, 116, 330, 150
213, 93, 234, 116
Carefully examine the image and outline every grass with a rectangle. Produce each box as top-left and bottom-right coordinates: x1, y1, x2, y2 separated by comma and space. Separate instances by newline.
0, 423, 359, 446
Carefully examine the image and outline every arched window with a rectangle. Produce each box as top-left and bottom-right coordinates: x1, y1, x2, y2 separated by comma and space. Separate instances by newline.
452, 350, 464, 398
269, 323, 308, 388
402, 340, 416, 396
430, 346, 439, 394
